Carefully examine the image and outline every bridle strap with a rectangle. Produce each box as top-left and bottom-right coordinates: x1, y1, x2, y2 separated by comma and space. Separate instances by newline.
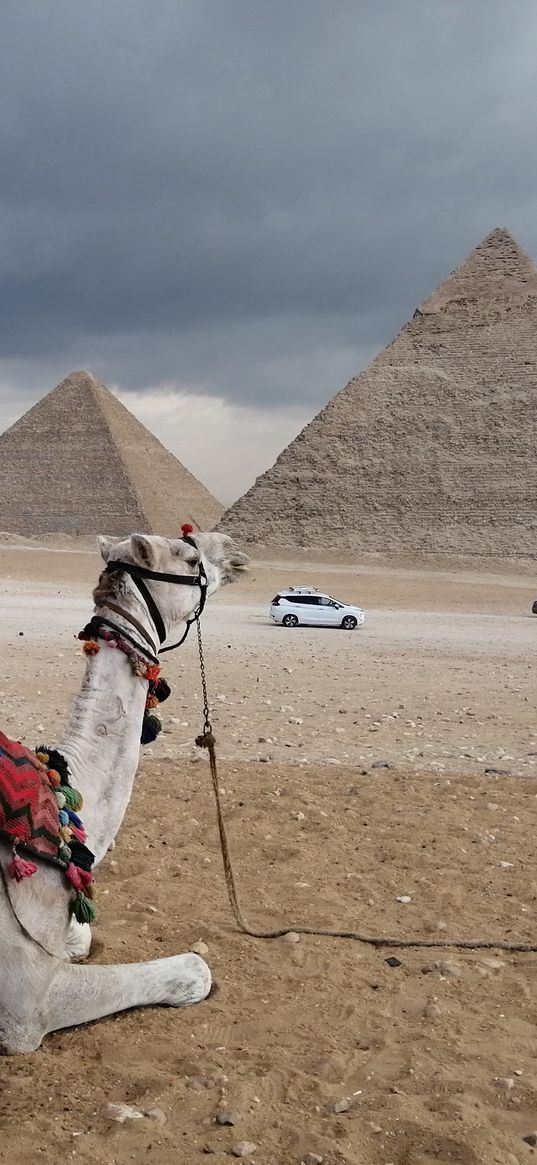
103, 600, 159, 655
104, 541, 208, 653
159, 560, 208, 652
104, 560, 204, 586
158, 531, 209, 651
114, 567, 167, 646
79, 615, 160, 663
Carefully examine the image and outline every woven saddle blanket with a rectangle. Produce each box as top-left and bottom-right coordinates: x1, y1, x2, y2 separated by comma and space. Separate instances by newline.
0, 730, 61, 858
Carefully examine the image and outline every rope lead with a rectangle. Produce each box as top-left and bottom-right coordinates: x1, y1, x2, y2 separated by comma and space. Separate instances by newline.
195, 618, 537, 955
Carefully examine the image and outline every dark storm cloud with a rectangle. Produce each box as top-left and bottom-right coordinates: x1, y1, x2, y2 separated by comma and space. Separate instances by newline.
2, 0, 537, 406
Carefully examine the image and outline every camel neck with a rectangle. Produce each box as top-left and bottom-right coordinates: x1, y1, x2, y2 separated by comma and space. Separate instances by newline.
58, 643, 147, 865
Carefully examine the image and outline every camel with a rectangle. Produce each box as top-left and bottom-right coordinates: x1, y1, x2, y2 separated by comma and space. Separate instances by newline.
0, 529, 249, 1054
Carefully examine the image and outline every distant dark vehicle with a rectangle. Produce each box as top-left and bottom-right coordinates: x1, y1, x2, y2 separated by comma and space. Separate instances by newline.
532, 600, 537, 615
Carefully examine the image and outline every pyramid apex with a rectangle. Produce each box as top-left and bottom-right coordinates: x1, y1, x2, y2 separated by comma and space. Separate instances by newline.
417, 226, 537, 317
471, 226, 531, 259
479, 226, 518, 246
54, 369, 103, 391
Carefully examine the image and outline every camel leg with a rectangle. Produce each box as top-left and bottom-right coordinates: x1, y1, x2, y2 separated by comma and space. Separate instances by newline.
41, 952, 211, 1038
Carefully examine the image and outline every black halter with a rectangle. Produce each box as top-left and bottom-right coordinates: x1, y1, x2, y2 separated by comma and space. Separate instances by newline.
103, 534, 208, 653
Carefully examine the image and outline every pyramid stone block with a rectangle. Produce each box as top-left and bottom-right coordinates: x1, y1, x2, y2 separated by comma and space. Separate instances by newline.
0, 371, 223, 536
219, 229, 537, 556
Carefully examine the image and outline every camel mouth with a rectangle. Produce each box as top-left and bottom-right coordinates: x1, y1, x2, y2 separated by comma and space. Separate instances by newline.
224, 552, 250, 584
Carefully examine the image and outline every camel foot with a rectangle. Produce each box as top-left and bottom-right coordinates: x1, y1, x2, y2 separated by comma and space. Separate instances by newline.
0, 1022, 46, 1055
42, 951, 212, 1038
66, 918, 92, 962
163, 953, 212, 1007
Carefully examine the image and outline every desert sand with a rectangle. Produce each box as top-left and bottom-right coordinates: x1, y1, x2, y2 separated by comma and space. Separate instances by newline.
0, 538, 536, 1164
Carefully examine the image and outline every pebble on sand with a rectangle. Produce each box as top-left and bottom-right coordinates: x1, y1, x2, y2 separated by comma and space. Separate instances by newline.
103, 1102, 144, 1123
422, 959, 462, 978
216, 1111, 241, 1126
333, 1098, 351, 1113
231, 1142, 258, 1157
478, 956, 505, 971
494, 1076, 514, 1092
144, 1107, 167, 1124
192, 940, 209, 956
423, 1001, 441, 1018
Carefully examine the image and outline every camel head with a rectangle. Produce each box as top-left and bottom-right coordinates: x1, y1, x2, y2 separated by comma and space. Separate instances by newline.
94, 530, 249, 649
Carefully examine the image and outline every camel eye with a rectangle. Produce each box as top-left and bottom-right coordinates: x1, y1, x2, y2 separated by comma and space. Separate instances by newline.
186, 556, 199, 567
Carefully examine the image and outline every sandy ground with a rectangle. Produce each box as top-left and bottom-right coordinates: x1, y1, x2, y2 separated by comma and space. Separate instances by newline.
0, 543, 535, 779
0, 540, 536, 1163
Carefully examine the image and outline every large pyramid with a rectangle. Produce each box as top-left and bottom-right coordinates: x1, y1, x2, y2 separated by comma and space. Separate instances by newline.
220, 228, 537, 557
0, 371, 224, 536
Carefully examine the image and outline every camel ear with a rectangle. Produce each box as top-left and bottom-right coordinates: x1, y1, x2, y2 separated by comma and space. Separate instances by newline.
131, 534, 155, 568
97, 535, 116, 562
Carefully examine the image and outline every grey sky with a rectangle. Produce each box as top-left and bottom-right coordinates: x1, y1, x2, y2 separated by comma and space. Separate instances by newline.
1, 1, 537, 500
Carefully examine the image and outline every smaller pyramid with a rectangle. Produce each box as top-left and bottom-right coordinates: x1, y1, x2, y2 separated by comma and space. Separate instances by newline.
0, 371, 223, 536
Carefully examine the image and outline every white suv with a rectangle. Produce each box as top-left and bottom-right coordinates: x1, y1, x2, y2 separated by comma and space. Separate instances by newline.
270, 586, 366, 630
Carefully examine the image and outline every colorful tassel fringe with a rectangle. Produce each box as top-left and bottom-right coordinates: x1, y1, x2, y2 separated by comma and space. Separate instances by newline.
32, 746, 95, 921
140, 676, 171, 746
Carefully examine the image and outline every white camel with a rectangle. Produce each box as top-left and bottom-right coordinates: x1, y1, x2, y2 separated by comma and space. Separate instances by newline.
0, 529, 248, 1054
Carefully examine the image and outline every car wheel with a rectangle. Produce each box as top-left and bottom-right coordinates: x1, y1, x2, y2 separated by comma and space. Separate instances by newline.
282, 613, 299, 627
341, 615, 357, 630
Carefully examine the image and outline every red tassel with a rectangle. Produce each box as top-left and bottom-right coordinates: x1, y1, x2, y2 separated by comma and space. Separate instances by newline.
181, 523, 194, 535
9, 853, 38, 881
65, 862, 83, 891
65, 862, 93, 893
69, 824, 87, 843
82, 639, 100, 657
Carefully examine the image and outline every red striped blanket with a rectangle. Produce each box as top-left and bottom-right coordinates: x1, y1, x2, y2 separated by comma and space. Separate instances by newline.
0, 730, 61, 858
